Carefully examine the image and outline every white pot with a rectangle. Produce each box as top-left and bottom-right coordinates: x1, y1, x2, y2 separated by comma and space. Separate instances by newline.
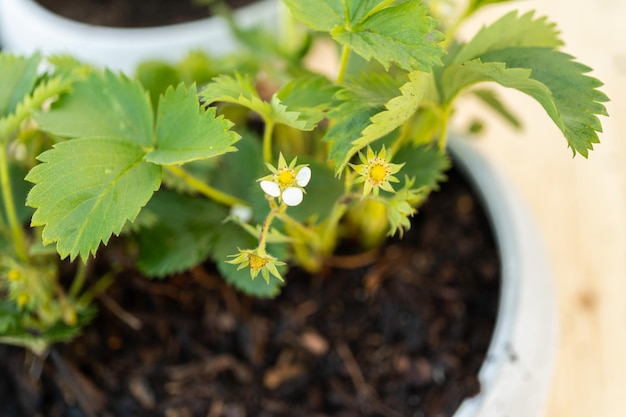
0, 0, 278, 73
449, 136, 558, 417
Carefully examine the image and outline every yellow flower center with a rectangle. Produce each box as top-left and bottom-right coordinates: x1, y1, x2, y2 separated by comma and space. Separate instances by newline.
7, 270, 21, 281
276, 169, 296, 188
17, 294, 28, 308
369, 163, 388, 185
248, 253, 269, 271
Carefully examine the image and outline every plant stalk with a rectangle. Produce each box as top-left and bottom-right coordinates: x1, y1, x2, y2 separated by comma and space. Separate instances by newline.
68, 260, 89, 299
164, 164, 247, 207
0, 145, 28, 261
262, 119, 275, 164
320, 201, 348, 254
437, 106, 452, 151
336, 45, 352, 85
257, 205, 279, 254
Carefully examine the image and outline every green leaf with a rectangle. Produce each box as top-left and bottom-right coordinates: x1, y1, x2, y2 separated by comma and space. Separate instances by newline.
331, 1, 445, 72
135, 60, 181, 108
213, 223, 285, 298
200, 73, 269, 116
35, 71, 154, 146
472, 88, 522, 129
283, 0, 394, 33
441, 12, 607, 156
136, 191, 227, 277
480, 47, 608, 156
383, 180, 424, 237
0, 301, 21, 334
453, 11, 563, 63
287, 159, 344, 223
26, 137, 161, 260
327, 71, 428, 173
0, 299, 95, 353
281, 0, 344, 32
210, 131, 265, 202
267, 95, 313, 130
345, 71, 428, 169
200, 74, 316, 131
275, 75, 340, 131
325, 72, 402, 169
441, 60, 556, 112
284, 1, 444, 72
25, 73, 248, 262
466, 0, 518, 16
0, 53, 41, 118
0, 163, 34, 224
145, 84, 240, 165
393, 144, 450, 191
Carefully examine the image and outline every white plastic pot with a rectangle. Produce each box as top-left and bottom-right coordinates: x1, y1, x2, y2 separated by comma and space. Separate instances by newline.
0, 0, 278, 73
449, 136, 558, 417
0, 1, 557, 410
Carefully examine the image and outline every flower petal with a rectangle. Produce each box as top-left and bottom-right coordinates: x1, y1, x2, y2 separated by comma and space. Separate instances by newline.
296, 166, 311, 187
282, 187, 304, 206
230, 204, 253, 222
260, 180, 280, 197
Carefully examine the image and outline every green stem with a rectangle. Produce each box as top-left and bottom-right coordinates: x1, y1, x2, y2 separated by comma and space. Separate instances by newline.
277, 212, 318, 242
0, 145, 28, 261
164, 164, 247, 207
68, 260, 89, 299
336, 45, 352, 85
437, 105, 452, 151
257, 205, 280, 253
77, 272, 116, 307
320, 201, 348, 254
262, 119, 275, 163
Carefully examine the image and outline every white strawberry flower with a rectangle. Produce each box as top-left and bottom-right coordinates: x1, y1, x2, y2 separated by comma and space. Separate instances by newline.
259, 153, 311, 206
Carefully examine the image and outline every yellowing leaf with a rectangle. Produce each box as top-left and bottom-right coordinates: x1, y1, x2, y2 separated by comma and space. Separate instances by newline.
345, 71, 428, 169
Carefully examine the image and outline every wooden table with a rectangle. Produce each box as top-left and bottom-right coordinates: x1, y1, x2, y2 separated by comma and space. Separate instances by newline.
460, 1, 626, 416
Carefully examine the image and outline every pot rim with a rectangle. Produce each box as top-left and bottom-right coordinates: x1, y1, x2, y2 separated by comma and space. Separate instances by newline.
3, 0, 276, 34
449, 136, 557, 417
0, 0, 278, 72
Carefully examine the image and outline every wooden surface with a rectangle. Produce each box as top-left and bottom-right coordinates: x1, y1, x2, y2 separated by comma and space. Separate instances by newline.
459, 1, 626, 416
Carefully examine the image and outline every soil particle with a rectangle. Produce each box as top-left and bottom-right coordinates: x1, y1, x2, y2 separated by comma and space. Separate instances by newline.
0, 167, 500, 417
34, 0, 259, 27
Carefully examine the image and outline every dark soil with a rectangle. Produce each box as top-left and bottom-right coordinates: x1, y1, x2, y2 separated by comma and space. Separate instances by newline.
0, 168, 500, 417
34, 0, 259, 27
